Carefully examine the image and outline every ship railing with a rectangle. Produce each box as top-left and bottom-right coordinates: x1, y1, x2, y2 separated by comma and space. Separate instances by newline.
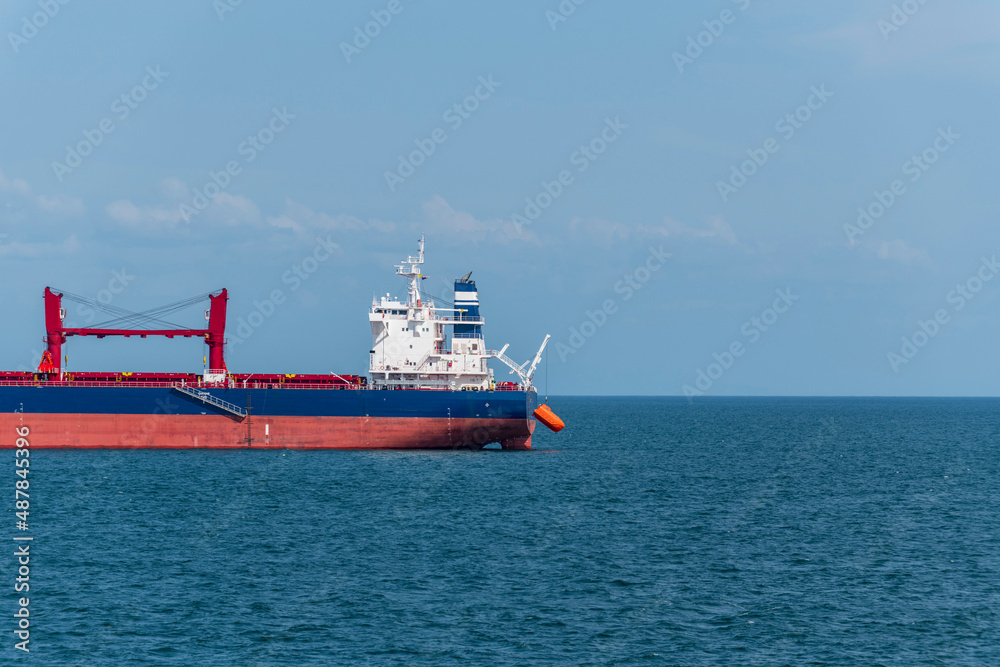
0, 380, 365, 390
173, 385, 247, 417
0, 380, 183, 388
0, 379, 516, 392
429, 316, 484, 324
235, 382, 363, 390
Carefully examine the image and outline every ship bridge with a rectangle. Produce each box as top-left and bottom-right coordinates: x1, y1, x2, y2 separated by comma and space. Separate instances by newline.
368, 237, 495, 391
369, 237, 551, 392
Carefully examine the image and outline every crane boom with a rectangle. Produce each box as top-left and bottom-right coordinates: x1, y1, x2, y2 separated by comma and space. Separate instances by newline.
40, 287, 228, 376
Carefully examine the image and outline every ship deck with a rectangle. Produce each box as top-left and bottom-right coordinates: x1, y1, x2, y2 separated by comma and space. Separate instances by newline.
0, 371, 525, 392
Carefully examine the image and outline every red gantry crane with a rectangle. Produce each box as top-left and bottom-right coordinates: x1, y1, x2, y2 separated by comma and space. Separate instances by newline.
38, 287, 229, 377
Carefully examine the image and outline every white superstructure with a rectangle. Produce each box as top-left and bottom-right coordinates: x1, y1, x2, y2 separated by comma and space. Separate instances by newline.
368, 237, 550, 391
369, 237, 490, 390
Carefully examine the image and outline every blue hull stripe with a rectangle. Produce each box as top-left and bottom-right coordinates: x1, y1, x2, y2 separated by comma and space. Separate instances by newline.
0, 386, 537, 420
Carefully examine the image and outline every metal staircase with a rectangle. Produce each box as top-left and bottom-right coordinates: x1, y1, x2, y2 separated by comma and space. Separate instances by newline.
414, 349, 434, 370
173, 384, 247, 418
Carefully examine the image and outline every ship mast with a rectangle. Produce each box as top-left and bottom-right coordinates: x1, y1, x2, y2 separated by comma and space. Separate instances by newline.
395, 235, 425, 308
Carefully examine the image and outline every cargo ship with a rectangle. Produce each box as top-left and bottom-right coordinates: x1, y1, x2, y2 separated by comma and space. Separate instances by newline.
0, 238, 564, 449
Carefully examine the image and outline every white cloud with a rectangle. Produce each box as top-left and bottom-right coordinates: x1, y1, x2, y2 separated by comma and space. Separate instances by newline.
105, 178, 262, 234
158, 177, 189, 201
0, 170, 30, 196
421, 195, 527, 244
209, 192, 261, 227
0, 169, 84, 217
106, 198, 186, 231
797, 2, 1000, 76
265, 198, 395, 236
860, 238, 932, 266
566, 216, 633, 243
0, 234, 80, 258
559, 214, 743, 249
659, 215, 740, 245
101, 189, 544, 250
36, 194, 85, 216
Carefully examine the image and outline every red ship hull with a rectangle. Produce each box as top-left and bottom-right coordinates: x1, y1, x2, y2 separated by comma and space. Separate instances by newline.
0, 413, 534, 450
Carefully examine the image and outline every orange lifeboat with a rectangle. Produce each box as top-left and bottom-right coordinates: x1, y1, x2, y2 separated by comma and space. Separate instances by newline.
532, 404, 565, 433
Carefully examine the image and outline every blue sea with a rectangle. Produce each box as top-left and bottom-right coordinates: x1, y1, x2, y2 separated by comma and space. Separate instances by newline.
10, 397, 1000, 665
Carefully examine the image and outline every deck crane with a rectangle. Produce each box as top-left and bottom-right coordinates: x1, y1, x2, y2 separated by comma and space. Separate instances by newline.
39, 287, 229, 379
490, 334, 551, 389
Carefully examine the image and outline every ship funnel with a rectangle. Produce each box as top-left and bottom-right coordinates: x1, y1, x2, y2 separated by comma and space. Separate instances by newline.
453, 277, 482, 340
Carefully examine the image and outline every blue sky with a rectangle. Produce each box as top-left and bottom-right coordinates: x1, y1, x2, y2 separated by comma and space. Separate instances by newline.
1, 0, 998, 396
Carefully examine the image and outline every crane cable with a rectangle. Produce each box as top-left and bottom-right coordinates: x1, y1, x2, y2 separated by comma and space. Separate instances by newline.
51, 288, 221, 330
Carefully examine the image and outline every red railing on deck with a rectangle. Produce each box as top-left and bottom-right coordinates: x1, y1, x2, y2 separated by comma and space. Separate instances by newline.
0, 370, 367, 390
0, 372, 525, 391
0, 380, 366, 390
